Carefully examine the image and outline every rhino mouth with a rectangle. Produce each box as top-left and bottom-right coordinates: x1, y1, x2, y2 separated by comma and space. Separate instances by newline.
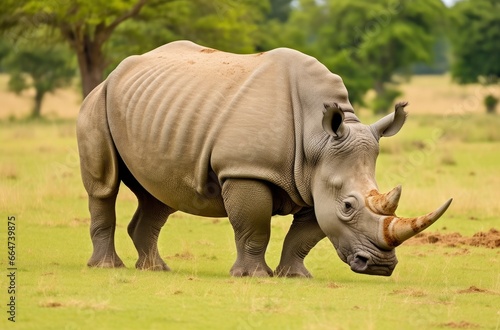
347, 251, 398, 276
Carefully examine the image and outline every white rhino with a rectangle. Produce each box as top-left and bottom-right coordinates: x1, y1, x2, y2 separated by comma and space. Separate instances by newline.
77, 40, 452, 277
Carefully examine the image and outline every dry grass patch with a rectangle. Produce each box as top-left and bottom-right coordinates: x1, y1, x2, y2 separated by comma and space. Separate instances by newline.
39, 299, 112, 311
398, 75, 500, 115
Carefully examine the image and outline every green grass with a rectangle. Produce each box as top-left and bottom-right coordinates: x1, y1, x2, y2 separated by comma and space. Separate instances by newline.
0, 115, 499, 330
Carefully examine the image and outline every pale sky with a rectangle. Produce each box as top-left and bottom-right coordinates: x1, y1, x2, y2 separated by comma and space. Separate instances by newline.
442, 0, 459, 7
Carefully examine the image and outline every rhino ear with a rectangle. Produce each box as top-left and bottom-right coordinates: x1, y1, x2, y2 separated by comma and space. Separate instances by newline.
323, 103, 347, 138
371, 101, 408, 139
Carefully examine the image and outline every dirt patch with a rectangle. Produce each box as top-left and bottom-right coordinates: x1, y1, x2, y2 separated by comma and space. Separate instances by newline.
200, 48, 217, 53
168, 250, 194, 260
406, 228, 500, 248
327, 282, 342, 289
457, 286, 489, 294
40, 301, 63, 308
439, 321, 480, 328
390, 288, 427, 297
40, 299, 111, 310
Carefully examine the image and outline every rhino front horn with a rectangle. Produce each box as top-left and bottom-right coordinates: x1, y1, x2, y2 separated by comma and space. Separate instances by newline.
379, 198, 453, 249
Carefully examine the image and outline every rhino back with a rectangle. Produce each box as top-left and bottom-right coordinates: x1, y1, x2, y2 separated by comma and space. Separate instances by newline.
105, 41, 306, 215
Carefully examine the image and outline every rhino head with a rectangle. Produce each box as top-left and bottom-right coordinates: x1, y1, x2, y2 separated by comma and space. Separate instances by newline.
312, 102, 452, 276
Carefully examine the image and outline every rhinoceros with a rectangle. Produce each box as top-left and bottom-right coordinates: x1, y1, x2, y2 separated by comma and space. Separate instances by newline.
77, 40, 452, 277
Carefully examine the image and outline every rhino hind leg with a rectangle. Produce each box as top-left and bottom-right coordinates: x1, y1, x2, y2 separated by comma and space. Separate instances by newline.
87, 195, 125, 268
275, 208, 326, 278
78, 84, 124, 269
222, 179, 274, 277
121, 164, 175, 271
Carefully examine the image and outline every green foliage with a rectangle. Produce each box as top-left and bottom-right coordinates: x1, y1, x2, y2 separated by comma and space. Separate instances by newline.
267, 0, 292, 22
257, 0, 445, 112
7, 71, 28, 94
483, 95, 498, 114
372, 86, 402, 115
450, 0, 500, 85
105, 0, 269, 74
412, 36, 450, 75
1, 0, 271, 96
450, 0, 500, 114
323, 0, 445, 112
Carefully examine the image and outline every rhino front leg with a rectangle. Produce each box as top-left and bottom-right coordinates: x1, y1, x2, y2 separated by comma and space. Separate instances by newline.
222, 179, 273, 277
275, 208, 326, 278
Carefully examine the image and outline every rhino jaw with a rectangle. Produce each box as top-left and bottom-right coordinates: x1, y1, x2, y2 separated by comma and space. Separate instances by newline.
378, 198, 453, 249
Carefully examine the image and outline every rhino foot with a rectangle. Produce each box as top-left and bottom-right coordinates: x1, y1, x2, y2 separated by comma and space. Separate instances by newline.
135, 256, 170, 271
87, 253, 125, 269
275, 264, 312, 278
230, 263, 273, 277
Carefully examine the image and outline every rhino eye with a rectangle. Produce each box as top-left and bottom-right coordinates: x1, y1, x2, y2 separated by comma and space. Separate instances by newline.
338, 197, 357, 221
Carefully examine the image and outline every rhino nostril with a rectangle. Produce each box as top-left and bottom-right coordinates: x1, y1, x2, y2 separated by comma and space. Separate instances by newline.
350, 253, 370, 272
355, 255, 369, 266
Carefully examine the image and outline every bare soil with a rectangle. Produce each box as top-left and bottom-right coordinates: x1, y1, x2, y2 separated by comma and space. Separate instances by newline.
439, 321, 480, 328
406, 228, 500, 248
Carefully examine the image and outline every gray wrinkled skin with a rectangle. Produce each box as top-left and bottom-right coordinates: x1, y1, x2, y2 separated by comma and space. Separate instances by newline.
77, 40, 450, 277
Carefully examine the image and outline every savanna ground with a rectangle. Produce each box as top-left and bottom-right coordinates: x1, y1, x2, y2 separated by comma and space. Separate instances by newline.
0, 74, 499, 329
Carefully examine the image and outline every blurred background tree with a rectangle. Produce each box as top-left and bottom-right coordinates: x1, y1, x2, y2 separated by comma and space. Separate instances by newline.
258, 0, 446, 113
449, 0, 500, 113
0, 28, 77, 118
1, 33, 75, 118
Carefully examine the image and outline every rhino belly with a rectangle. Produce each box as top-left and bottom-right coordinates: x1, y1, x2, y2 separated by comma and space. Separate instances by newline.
116, 143, 227, 217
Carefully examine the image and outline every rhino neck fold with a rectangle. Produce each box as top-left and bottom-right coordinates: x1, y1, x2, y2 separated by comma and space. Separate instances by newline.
289, 56, 356, 207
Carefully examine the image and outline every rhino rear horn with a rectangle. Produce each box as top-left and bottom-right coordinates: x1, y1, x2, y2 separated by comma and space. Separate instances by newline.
366, 185, 402, 215
322, 103, 348, 138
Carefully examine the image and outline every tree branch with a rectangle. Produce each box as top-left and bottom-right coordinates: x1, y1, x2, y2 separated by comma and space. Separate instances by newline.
96, 0, 149, 45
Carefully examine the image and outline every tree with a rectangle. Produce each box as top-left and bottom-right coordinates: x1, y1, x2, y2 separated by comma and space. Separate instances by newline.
0, 0, 149, 97
2, 41, 75, 118
450, 0, 500, 113
257, 0, 445, 113
48, 0, 147, 97
323, 0, 446, 113
0, 0, 269, 98
104, 0, 269, 76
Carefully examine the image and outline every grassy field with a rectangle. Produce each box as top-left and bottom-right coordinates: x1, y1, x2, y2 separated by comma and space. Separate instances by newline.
0, 75, 499, 329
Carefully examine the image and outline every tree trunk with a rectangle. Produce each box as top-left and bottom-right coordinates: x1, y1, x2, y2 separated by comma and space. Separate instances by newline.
374, 80, 385, 97
60, 25, 107, 98
32, 88, 44, 118
372, 80, 401, 115
373, 80, 387, 115
76, 37, 107, 98
59, 0, 149, 98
